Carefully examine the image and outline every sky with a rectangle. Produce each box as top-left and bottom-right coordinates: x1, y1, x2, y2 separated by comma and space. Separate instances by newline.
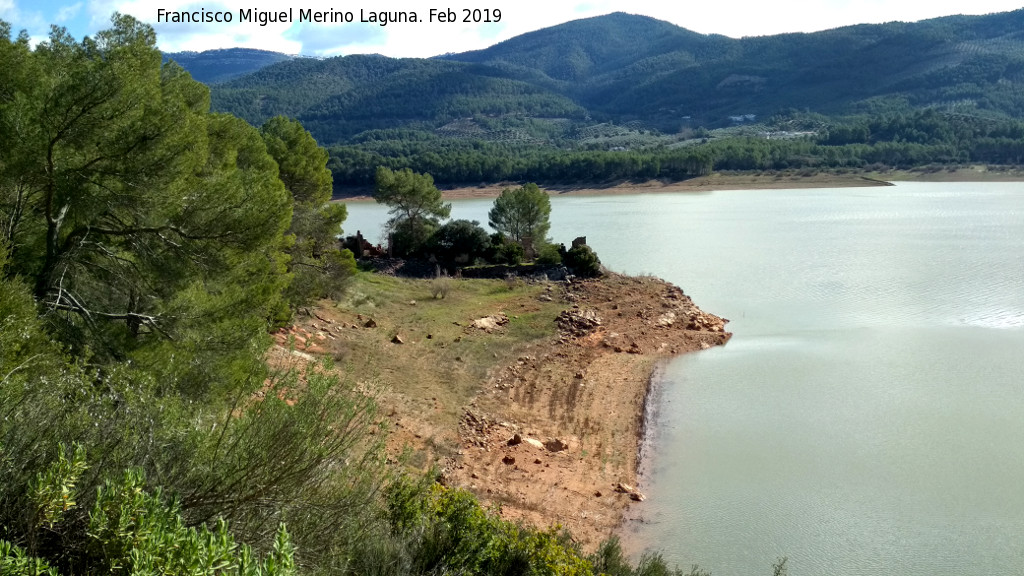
2, 0, 1023, 57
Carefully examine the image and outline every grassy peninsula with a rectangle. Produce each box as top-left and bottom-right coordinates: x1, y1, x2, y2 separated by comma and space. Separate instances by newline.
278, 271, 729, 547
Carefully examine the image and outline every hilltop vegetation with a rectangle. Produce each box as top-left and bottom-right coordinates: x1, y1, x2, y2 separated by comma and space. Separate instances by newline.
183, 10, 1024, 188
163, 47, 295, 83
204, 10, 1024, 136
213, 55, 587, 142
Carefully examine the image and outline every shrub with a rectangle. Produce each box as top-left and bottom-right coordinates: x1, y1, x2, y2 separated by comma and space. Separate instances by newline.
1, 452, 299, 576
588, 537, 634, 576
565, 245, 602, 277
388, 218, 439, 258
380, 483, 593, 576
425, 219, 491, 265
496, 242, 525, 265
430, 271, 454, 299
536, 243, 564, 266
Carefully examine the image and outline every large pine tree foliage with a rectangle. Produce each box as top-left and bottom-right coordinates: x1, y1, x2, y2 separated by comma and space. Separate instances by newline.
0, 14, 386, 574
261, 116, 356, 306
0, 15, 292, 397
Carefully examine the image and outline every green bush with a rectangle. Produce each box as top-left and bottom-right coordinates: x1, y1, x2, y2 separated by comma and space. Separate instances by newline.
565, 245, 602, 277
496, 242, 525, 265
1, 449, 299, 576
536, 243, 564, 266
388, 218, 440, 258
380, 481, 593, 576
425, 219, 492, 264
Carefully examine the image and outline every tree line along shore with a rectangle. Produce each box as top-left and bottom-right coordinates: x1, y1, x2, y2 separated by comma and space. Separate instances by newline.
321, 112, 1024, 190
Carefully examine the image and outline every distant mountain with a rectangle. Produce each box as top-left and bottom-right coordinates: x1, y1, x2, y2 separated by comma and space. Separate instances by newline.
211, 55, 586, 143
163, 48, 294, 84
203, 10, 1024, 144
443, 11, 1024, 121
437, 12, 730, 88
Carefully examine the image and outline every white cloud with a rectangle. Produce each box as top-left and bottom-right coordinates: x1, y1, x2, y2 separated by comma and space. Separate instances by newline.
1, 0, 51, 39
283, 20, 387, 57
55, 1, 82, 23
86, 0, 121, 28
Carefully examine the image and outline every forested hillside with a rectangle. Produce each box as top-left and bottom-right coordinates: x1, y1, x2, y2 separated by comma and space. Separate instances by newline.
213, 55, 587, 142
444, 11, 1024, 124
203, 9, 1024, 144
164, 47, 295, 83
178, 10, 1024, 187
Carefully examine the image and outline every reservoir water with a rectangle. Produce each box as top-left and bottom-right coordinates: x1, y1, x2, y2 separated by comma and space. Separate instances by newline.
345, 182, 1024, 575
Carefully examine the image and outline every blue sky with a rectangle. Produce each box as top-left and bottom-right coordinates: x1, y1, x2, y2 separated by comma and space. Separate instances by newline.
2, 0, 1022, 57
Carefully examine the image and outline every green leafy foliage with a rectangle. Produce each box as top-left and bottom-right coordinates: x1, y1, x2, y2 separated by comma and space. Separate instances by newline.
0, 247, 69, 392
0, 14, 385, 574
536, 243, 564, 266
375, 479, 593, 576
0, 540, 59, 576
424, 219, 492, 265
177, 362, 388, 562
374, 167, 451, 256
30, 444, 87, 529
565, 245, 602, 278
494, 241, 525, 266
262, 116, 356, 307
211, 55, 587, 143
0, 15, 293, 398
488, 183, 552, 252
3, 461, 299, 576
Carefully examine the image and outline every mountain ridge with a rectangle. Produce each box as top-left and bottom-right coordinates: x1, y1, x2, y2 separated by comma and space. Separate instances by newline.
174, 9, 1024, 144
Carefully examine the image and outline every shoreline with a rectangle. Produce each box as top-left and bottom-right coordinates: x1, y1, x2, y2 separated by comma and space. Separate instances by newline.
334, 167, 1024, 202
618, 360, 676, 556
281, 270, 731, 549
635, 362, 667, 484
445, 273, 731, 547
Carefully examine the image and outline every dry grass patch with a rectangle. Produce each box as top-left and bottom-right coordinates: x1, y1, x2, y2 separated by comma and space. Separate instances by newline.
303, 272, 567, 456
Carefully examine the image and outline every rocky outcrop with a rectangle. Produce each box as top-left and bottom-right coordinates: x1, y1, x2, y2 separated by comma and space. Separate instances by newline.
471, 314, 510, 331
445, 272, 731, 547
557, 308, 602, 336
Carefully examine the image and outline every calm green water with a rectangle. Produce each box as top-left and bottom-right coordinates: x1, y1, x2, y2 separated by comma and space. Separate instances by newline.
345, 182, 1024, 575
